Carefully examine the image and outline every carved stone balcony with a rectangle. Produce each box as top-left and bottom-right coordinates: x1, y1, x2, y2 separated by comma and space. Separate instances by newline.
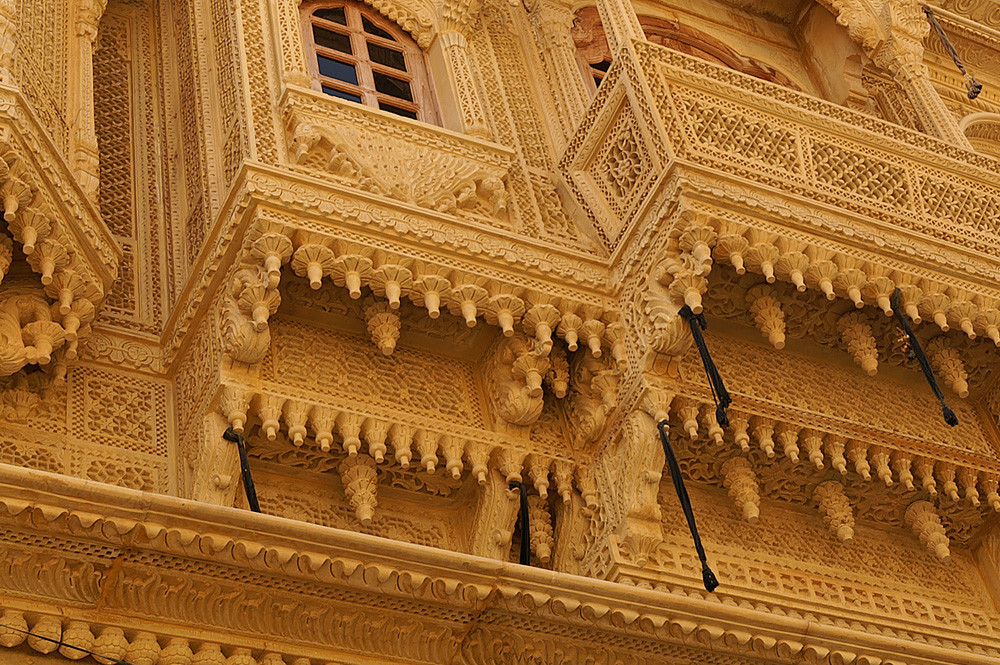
562, 40, 1000, 285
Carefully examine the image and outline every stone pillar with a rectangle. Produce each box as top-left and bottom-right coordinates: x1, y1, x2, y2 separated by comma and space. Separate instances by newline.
429, 30, 490, 138
68, 0, 108, 201
528, 0, 591, 133
835, 0, 972, 149
277, 0, 312, 88
892, 60, 972, 148
0, 0, 16, 85
592, 0, 642, 54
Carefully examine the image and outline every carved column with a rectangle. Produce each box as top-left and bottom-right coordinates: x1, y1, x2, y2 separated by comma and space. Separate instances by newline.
277, 0, 312, 87
0, 0, 16, 85
891, 60, 972, 148
528, 0, 591, 134
592, 0, 643, 53
835, 0, 971, 148
68, 0, 108, 200
430, 31, 490, 138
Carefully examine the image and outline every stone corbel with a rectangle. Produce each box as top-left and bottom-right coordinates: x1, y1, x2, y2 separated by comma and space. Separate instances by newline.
0, 291, 68, 377
220, 266, 282, 366
483, 333, 552, 427
568, 350, 619, 448
612, 407, 665, 568
468, 466, 521, 560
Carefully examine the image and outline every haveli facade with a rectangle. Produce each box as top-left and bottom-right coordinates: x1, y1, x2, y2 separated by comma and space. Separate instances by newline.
0, 0, 1000, 663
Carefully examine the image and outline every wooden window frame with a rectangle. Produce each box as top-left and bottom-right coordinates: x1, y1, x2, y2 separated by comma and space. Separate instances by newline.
571, 7, 798, 95
300, 0, 439, 123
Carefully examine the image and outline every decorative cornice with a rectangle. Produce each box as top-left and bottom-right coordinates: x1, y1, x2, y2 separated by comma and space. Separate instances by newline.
0, 464, 997, 665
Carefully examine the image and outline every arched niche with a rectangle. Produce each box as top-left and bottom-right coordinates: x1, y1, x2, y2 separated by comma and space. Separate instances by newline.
960, 113, 1000, 160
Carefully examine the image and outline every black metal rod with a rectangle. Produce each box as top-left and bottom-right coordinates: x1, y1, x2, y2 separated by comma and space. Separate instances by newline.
891, 289, 958, 427
657, 420, 719, 592
679, 305, 731, 428
509, 479, 531, 565
223, 426, 262, 512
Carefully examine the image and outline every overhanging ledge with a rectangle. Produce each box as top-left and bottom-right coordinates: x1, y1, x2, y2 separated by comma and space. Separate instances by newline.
0, 463, 996, 665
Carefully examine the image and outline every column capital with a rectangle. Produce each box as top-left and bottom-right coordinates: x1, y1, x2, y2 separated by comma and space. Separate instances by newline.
76, 0, 110, 41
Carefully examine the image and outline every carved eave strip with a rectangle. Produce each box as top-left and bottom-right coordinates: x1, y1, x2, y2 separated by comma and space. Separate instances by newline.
160, 160, 616, 369
0, 464, 998, 665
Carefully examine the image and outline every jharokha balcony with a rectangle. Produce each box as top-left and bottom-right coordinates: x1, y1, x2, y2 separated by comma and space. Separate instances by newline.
564, 38, 1000, 265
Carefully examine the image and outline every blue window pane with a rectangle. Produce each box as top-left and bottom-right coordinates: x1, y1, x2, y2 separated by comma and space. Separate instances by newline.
317, 55, 358, 85
322, 86, 362, 103
379, 102, 417, 120
314, 8, 346, 24
362, 16, 394, 40
373, 71, 412, 101
313, 26, 352, 54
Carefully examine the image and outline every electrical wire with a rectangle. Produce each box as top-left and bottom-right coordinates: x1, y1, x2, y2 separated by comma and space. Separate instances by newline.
923, 5, 983, 100
656, 421, 719, 592
0, 621, 135, 665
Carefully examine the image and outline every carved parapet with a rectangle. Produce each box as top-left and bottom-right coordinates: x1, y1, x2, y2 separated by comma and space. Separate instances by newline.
283, 95, 511, 222
561, 39, 1000, 301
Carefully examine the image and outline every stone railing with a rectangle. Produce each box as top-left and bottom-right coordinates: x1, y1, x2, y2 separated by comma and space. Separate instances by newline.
563, 39, 1000, 260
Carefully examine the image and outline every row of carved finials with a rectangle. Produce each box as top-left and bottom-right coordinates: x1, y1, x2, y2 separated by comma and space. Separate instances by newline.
223, 231, 623, 364
0, 612, 303, 665
657, 218, 1000, 346
653, 393, 996, 561
0, 147, 103, 378
219, 385, 597, 529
